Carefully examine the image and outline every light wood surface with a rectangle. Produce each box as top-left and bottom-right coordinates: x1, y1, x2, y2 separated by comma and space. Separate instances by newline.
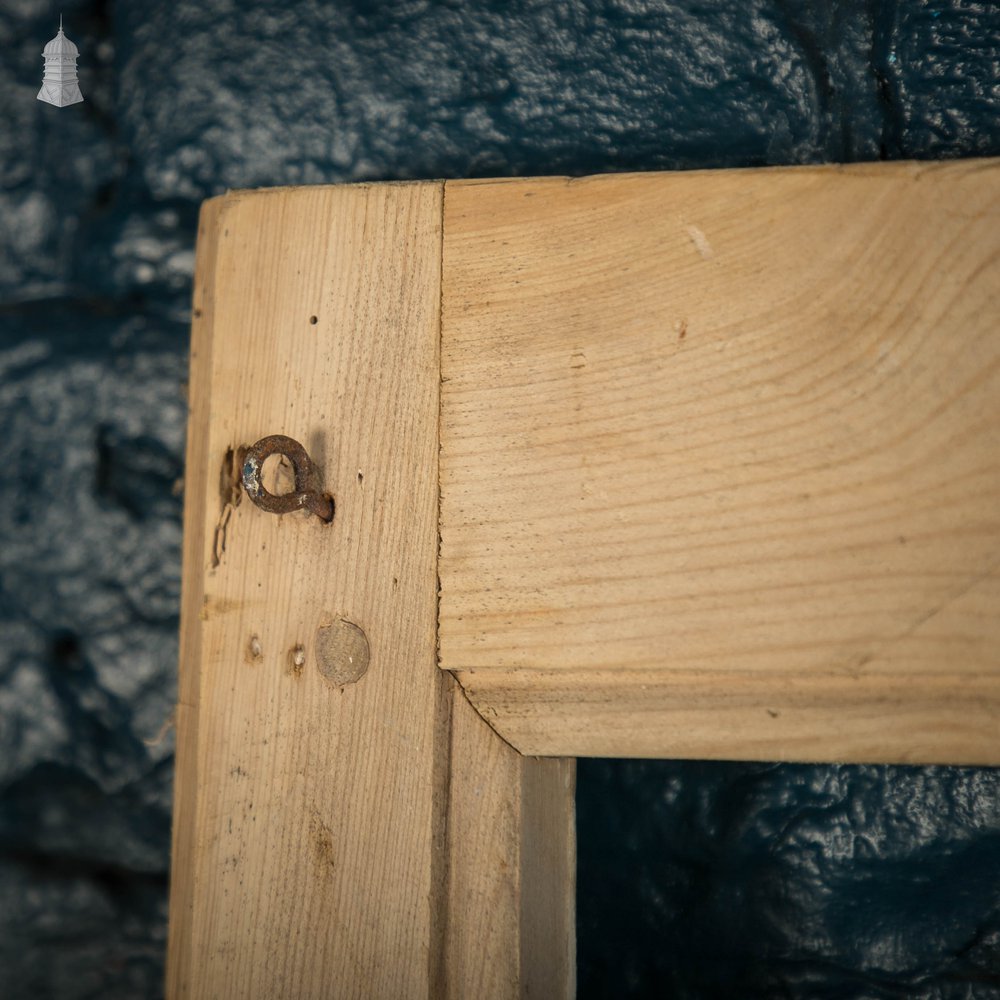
444, 689, 576, 998
170, 161, 1000, 997
167, 183, 574, 999
167, 196, 223, 996
439, 161, 1000, 762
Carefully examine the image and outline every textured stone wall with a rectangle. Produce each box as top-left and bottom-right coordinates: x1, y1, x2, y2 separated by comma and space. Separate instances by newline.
0, 1, 997, 996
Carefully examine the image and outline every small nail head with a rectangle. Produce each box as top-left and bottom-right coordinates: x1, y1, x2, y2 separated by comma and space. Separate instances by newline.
316, 619, 369, 688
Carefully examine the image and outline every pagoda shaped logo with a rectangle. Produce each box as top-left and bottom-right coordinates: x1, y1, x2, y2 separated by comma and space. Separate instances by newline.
37, 16, 84, 108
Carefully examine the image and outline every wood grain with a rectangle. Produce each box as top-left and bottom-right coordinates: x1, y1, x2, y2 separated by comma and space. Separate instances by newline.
439, 160, 1000, 762
167, 183, 574, 998
167, 195, 223, 997
443, 688, 575, 998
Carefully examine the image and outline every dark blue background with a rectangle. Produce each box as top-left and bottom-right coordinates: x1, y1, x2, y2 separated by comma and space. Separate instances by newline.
0, 1, 998, 997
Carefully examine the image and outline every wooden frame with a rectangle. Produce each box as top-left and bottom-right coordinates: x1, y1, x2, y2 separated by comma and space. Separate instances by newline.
169, 160, 1000, 997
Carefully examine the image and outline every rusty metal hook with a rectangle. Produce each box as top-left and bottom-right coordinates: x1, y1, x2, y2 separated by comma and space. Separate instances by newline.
241, 435, 334, 523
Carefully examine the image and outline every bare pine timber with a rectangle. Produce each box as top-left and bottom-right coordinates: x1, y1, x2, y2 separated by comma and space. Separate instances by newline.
439, 161, 1000, 763
170, 161, 1000, 996
168, 195, 223, 997
167, 183, 574, 999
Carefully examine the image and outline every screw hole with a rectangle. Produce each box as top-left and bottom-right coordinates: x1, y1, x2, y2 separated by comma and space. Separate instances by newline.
319, 493, 335, 523
309, 315, 318, 325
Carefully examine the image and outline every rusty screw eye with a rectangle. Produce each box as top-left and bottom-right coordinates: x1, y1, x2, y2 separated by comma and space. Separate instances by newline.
241, 435, 334, 523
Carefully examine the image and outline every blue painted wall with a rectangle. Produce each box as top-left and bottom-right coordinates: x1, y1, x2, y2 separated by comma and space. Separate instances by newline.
0, 1, 998, 996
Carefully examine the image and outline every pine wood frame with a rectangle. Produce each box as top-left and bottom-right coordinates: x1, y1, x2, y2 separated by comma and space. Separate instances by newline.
168, 160, 1000, 998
